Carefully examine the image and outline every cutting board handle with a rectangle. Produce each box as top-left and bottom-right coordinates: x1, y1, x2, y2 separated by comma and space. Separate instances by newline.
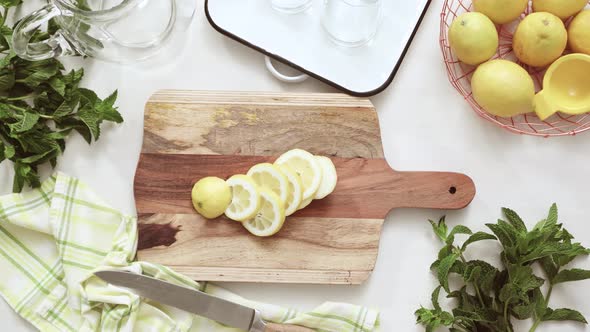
390, 171, 475, 210
265, 323, 315, 332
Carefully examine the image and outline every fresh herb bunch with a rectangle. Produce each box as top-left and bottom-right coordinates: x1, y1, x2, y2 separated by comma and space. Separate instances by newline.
416, 204, 590, 332
0, 0, 122, 192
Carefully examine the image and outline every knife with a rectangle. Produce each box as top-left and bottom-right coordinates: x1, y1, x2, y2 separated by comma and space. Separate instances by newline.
94, 270, 314, 332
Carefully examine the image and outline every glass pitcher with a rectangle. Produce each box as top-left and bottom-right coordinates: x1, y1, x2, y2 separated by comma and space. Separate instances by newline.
12, 0, 195, 63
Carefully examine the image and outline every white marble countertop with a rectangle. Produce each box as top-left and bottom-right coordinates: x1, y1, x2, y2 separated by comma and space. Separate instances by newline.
1, 0, 589, 331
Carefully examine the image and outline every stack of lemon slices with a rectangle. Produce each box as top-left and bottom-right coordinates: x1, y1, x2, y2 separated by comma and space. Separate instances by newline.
191, 149, 338, 237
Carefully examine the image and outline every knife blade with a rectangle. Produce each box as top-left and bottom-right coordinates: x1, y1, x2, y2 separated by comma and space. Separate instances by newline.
94, 270, 265, 332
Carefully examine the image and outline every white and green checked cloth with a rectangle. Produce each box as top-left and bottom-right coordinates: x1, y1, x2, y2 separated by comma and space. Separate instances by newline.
0, 172, 379, 332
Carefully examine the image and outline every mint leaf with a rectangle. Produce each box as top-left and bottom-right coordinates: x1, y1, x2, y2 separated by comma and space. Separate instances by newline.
415, 307, 454, 331
96, 90, 123, 123
62, 68, 84, 88
4, 143, 15, 159
542, 308, 588, 323
555, 243, 590, 267
52, 97, 77, 119
438, 254, 458, 292
431, 285, 442, 311
19, 61, 59, 88
463, 260, 498, 293
552, 269, 590, 285
446, 225, 472, 245
522, 242, 572, 263
417, 205, 590, 332
0, 51, 15, 70
486, 221, 518, 249
0, 68, 14, 90
539, 256, 558, 280
0, 2, 123, 192
546, 203, 558, 227
452, 308, 496, 323
502, 207, 527, 233
48, 76, 66, 96
461, 231, 496, 251
430, 217, 448, 242
8, 111, 39, 133
18, 148, 58, 164
77, 105, 101, 140
12, 162, 39, 193
513, 302, 535, 320
0, 0, 23, 8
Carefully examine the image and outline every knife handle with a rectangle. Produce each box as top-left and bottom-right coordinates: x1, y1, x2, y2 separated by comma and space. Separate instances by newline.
265, 323, 315, 332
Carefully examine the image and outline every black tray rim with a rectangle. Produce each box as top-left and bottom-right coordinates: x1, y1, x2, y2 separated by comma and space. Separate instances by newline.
205, 0, 432, 97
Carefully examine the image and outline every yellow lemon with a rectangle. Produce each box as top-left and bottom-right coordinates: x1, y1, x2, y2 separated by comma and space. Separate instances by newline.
569, 10, 590, 55
242, 188, 286, 237
513, 12, 567, 67
471, 60, 535, 117
274, 149, 322, 201
448, 12, 499, 66
224, 175, 261, 222
473, 0, 529, 24
191, 177, 232, 219
533, 0, 588, 20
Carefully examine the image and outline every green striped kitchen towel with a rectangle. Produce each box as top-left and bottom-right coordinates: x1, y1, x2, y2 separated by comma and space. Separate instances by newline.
0, 172, 379, 331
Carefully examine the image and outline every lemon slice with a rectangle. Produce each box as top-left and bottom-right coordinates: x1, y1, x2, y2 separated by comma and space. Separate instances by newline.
224, 175, 261, 222
297, 196, 313, 210
242, 188, 286, 237
275, 149, 322, 201
314, 156, 338, 199
277, 165, 303, 216
247, 163, 289, 205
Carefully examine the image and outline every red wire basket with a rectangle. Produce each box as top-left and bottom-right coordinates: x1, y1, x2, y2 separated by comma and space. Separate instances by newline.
440, 0, 590, 137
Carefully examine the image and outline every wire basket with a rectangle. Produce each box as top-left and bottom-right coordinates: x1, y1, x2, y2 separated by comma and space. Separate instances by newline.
440, 0, 590, 137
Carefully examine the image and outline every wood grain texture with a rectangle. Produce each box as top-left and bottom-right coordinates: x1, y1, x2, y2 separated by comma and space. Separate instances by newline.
135, 90, 476, 284
135, 154, 475, 218
137, 213, 383, 282
142, 91, 383, 158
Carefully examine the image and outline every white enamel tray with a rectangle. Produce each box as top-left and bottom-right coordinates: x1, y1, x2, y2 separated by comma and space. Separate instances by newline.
205, 0, 431, 96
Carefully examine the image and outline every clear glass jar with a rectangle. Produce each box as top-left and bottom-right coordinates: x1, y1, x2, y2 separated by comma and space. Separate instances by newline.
12, 0, 196, 63
271, 0, 313, 14
321, 0, 382, 47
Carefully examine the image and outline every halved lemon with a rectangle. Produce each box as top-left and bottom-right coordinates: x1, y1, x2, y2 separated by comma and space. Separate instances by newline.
314, 156, 338, 199
224, 175, 261, 222
247, 163, 289, 204
275, 149, 322, 201
277, 165, 303, 216
242, 188, 286, 237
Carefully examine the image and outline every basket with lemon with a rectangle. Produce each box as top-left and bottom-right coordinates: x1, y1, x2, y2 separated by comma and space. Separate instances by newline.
442, 0, 590, 136
190, 149, 337, 237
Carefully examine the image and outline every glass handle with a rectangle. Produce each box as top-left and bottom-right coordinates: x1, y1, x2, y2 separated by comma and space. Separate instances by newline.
12, 4, 76, 61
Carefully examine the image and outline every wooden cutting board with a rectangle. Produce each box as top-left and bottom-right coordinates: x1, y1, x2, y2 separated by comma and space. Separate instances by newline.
135, 90, 476, 284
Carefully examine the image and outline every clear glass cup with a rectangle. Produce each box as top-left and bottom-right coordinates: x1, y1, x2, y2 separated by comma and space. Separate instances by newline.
321, 0, 382, 47
12, 0, 196, 63
271, 0, 313, 14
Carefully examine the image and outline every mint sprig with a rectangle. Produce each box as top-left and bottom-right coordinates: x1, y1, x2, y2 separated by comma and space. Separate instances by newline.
0, 1, 122, 192
416, 204, 590, 332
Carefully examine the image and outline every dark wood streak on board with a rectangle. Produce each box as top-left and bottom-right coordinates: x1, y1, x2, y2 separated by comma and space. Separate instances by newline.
137, 221, 181, 250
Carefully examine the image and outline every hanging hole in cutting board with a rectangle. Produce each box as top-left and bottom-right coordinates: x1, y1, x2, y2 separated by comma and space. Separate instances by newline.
449, 186, 457, 195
